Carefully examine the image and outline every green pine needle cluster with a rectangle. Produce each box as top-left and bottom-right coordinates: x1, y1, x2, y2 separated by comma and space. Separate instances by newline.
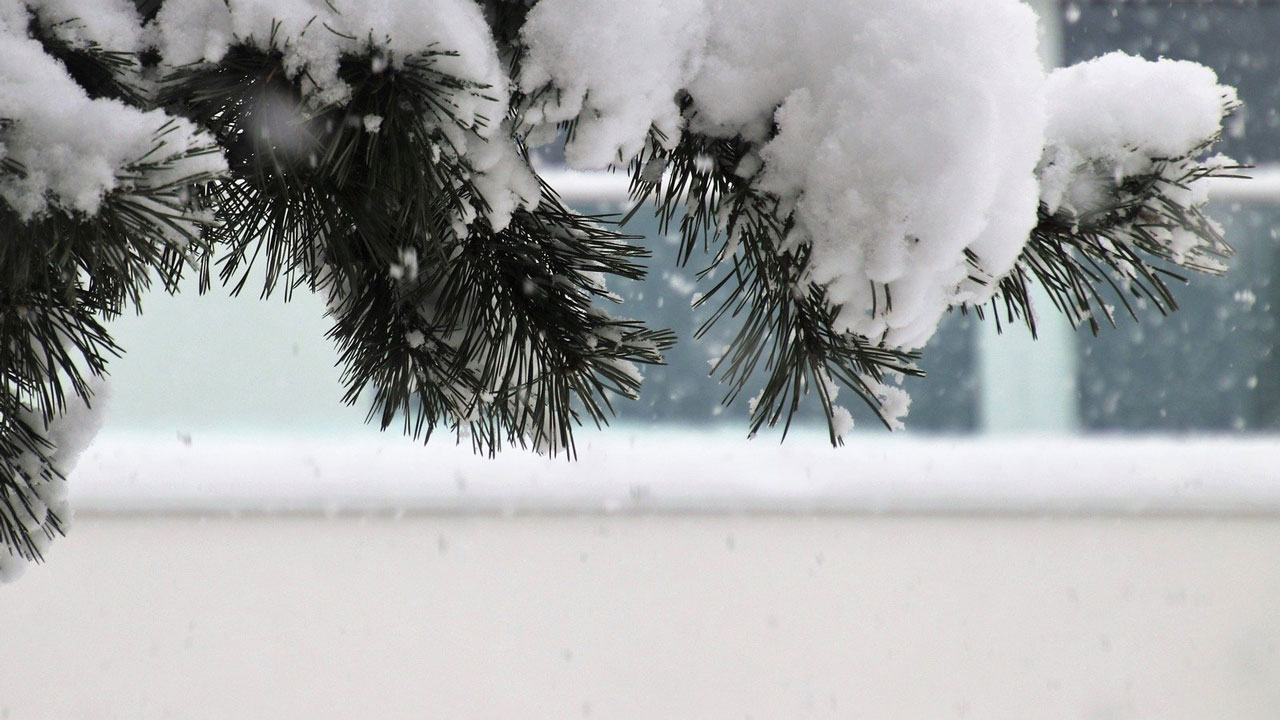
989, 135, 1241, 336
163, 40, 674, 456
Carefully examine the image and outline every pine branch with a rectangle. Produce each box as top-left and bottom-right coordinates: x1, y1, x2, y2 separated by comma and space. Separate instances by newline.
0, 154, 216, 562
162, 42, 672, 456
1, 36, 223, 563
0, 403, 65, 564
978, 107, 1240, 337
163, 43, 493, 294
331, 199, 674, 456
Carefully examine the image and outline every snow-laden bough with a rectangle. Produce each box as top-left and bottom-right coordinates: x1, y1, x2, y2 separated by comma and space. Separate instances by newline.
522, 0, 1048, 351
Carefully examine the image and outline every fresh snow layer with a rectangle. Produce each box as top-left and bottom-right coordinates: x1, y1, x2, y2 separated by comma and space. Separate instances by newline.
1042, 53, 1234, 191
21, 0, 145, 51
519, 0, 709, 168
1040, 53, 1235, 217
0, 6, 224, 220
153, 0, 508, 126
739, 0, 1046, 348
1038, 53, 1235, 269
523, 0, 1047, 349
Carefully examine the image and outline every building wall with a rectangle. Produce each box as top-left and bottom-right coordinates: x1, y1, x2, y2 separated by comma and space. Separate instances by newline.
3, 513, 1278, 720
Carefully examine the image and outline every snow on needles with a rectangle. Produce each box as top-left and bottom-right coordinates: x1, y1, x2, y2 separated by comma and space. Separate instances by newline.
737, 1, 1045, 349
153, 0, 508, 129
15, 4, 1234, 337
0, 3, 224, 220
152, 0, 536, 231
22, 0, 145, 52
523, 0, 1048, 350
519, 0, 710, 168
1037, 53, 1236, 274
1039, 52, 1236, 216
0, 1, 1242, 437
0, 2, 221, 580
0, 381, 109, 583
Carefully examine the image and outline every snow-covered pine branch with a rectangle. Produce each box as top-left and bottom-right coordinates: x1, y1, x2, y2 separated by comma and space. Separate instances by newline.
0, 0, 226, 580
520, 0, 1238, 434
0, 0, 1242, 576
1002, 52, 1241, 334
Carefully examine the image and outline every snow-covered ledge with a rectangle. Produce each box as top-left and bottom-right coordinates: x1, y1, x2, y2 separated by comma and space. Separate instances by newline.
74, 433, 1280, 516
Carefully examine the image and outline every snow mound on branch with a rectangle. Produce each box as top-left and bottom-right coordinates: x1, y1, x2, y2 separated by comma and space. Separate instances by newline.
0, 12, 225, 220
1037, 53, 1237, 273
519, 0, 709, 168
152, 0, 508, 134
1044, 53, 1233, 178
522, 0, 1046, 350
465, 125, 543, 233
717, 0, 1045, 349
22, 0, 145, 52
1039, 52, 1236, 216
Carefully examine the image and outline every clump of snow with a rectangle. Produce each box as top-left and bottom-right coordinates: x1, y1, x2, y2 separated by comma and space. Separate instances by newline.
870, 381, 911, 432
1040, 52, 1235, 211
521, 0, 1047, 351
830, 405, 855, 440
388, 247, 419, 282
0, 381, 110, 583
1038, 52, 1236, 268
152, 0, 507, 129
737, 0, 1046, 349
806, 369, 864, 439
519, 0, 709, 168
23, 0, 145, 52
0, 9, 225, 220
464, 124, 542, 233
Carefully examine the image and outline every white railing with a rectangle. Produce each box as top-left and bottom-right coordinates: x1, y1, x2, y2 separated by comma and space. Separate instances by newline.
76, 432, 1280, 516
